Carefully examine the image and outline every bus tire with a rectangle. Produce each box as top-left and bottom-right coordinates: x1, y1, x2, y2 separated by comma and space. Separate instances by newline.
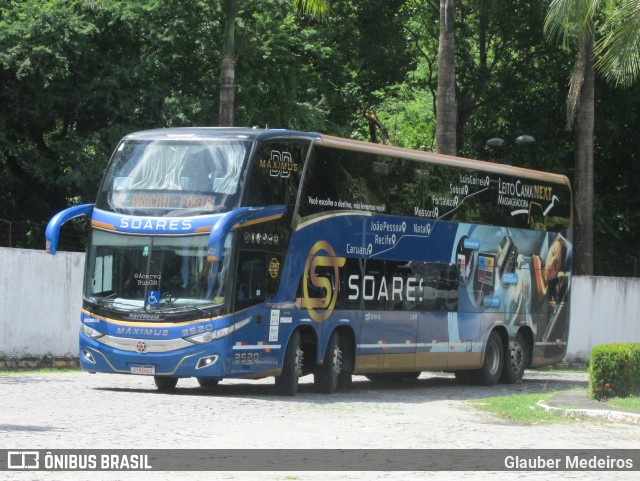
275, 330, 303, 396
315, 331, 343, 394
154, 376, 178, 392
197, 378, 220, 389
337, 335, 354, 391
478, 331, 504, 386
500, 331, 528, 384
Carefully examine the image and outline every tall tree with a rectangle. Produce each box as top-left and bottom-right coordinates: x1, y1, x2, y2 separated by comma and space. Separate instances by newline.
545, 0, 597, 275
218, 0, 328, 127
436, 0, 457, 155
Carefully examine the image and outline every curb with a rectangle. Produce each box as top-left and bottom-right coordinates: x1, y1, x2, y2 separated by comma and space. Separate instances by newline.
0, 358, 79, 371
537, 399, 640, 425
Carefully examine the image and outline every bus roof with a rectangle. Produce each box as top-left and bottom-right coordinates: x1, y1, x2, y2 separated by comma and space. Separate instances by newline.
122, 127, 321, 143
316, 134, 571, 188
121, 128, 570, 188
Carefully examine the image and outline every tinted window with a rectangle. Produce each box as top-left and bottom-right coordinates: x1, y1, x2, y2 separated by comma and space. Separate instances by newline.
243, 141, 309, 207
298, 145, 571, 232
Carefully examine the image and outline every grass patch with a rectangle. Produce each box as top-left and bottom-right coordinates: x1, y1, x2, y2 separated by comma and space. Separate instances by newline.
471, 392, 573, 425
606, 396, 640, 411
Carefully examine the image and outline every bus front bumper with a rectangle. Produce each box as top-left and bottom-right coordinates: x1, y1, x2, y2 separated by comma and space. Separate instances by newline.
79, 333, 229, 378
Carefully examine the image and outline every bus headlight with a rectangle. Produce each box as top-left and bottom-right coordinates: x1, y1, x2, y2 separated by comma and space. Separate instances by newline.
185, 317, 251, 345
80, 323, 105, 340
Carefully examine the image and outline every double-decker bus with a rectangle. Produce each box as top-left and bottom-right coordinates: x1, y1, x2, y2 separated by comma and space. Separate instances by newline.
46, 128, 572, 395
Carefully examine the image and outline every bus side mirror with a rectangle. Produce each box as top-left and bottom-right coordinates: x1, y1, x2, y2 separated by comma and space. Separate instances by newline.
45, 204, 94, 255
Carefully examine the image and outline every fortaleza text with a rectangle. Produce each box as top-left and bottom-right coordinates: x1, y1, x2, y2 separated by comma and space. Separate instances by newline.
504, 455, 633, 470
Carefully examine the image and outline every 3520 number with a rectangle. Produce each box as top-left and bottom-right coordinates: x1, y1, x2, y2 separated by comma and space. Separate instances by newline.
234, 352, 260, 364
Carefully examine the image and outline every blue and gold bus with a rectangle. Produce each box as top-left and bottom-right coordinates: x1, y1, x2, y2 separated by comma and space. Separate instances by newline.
46, 128, 572, 394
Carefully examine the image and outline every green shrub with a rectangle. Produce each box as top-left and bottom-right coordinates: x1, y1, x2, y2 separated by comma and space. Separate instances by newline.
589, 343, 640, 400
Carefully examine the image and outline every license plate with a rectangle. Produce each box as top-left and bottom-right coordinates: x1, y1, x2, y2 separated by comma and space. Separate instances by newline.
131, 364, 155, 375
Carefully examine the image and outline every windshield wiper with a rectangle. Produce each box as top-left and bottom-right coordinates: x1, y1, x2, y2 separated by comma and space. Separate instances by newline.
92, 295, 146, 310
153, 304, 216, 318
94, 292, 116, 304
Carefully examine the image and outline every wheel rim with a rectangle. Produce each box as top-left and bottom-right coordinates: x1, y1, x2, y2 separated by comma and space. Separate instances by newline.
486, 341, 500, 376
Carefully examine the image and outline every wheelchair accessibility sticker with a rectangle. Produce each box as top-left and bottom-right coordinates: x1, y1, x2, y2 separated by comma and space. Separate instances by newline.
147, 290, 160, 305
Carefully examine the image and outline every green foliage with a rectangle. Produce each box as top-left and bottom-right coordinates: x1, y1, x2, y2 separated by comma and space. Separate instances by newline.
589, 343, 640, 400
235, 0, 330, 131
595, 0, 640, 87
370, 62, 436, 150
0, 0, 223, 248
0, 0, 638, 273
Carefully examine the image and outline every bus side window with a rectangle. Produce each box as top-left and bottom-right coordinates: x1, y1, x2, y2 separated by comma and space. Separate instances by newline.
235, 250, 266, 309
419, 262, 459, 312
243, 142, 307, 207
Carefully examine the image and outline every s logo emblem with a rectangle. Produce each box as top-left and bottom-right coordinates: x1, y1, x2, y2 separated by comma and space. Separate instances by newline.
301, 241, 346, 322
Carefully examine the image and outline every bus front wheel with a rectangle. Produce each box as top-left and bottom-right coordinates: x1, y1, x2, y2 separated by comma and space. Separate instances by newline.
275, 330, 303, 396
154, 376, 178, 392
197, 378, 220, 389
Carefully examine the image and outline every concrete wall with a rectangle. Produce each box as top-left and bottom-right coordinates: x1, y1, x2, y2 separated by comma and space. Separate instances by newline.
1, 247, 639, 361
565, 276, 640, 362
0, 247, 84, 357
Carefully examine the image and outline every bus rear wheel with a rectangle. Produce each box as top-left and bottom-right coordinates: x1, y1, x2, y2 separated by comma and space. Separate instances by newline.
500, 332, 528, 384
458, 331, 504, 386
315, 331, 343, 394
154, 376, 178, 392
478, 331, 504, 386
337, 333, 354, 391
275, 330, 303, 396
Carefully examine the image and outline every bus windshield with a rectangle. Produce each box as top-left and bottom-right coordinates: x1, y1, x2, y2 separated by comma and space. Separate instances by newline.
96, 139, 251, 215
84, 230, 232, 315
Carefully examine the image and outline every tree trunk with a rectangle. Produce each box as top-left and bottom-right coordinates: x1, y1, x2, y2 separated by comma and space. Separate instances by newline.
219, 55, 235, 127
436, 0, 457, 155
219, 0, 237, 127
574, 39, 595, 275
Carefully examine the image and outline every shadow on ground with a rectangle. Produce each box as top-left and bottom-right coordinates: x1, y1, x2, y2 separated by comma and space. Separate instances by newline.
92, 371, 589, 405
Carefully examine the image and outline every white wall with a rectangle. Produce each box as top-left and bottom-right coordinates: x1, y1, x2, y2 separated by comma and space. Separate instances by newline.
0, 247, 84, 357
1, 247, 639, 361
566, 276, 640, 362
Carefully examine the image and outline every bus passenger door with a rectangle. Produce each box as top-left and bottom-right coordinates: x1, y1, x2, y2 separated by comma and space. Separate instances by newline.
230, 245, 282, 376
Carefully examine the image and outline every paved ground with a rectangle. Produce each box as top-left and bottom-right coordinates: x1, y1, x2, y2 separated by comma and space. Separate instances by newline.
1, 369, 639, 481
